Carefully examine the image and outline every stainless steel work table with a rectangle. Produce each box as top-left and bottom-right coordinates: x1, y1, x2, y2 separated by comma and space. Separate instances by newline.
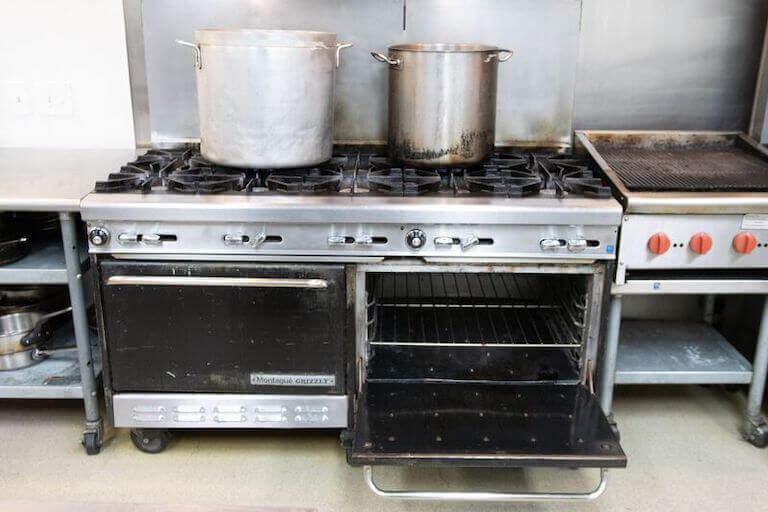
0, 147, 139, 454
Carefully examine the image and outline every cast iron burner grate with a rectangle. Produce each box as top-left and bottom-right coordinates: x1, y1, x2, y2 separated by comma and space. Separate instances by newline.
463, 153, 543, 197
264, 157, 347, 193
94, 148, 190, 193
540, 156, 612, 198
166, 166, 251, 194
367, 158, 443, 196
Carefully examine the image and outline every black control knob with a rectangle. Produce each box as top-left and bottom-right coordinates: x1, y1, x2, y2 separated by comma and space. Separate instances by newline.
406, 229, 426, 249
88, 227, 110, 246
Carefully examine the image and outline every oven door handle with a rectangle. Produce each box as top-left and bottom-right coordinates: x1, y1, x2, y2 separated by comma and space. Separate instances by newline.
106, 276, 329, 289
363, 466, 607, 502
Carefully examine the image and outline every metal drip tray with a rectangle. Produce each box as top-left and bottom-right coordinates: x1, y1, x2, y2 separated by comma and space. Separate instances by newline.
348, 381, 626, 468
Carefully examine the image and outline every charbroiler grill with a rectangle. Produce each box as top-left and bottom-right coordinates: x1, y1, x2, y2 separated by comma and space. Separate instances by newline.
81, 146, 626, 501
577, 131, 768, 448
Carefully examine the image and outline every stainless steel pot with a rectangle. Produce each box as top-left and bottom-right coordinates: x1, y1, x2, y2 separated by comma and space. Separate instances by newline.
177, 30, 352, 168
371, 44, 513, 168
0, 306, 73, 370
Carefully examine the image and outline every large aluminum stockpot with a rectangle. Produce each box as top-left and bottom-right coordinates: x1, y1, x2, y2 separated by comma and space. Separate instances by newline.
372, 44, 513, 168
177, 30, 352, 168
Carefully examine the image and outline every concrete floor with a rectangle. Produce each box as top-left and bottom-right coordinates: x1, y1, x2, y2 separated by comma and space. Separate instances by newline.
1, 386, 767, 512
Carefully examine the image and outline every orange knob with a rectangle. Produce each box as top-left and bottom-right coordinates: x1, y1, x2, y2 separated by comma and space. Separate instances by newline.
733, 232, 758, 254
647, 232, 671, 255
689, 232, 713, 255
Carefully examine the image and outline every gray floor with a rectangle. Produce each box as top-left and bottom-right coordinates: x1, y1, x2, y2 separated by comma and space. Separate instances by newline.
1, 386, 767, 512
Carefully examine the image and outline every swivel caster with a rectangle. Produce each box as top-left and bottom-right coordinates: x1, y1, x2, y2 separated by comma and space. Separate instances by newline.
741, 423, 768, 448
130, 428, 172, 454
82, 431, 101, 455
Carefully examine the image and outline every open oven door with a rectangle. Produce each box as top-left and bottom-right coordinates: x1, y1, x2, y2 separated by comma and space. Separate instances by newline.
344, 270, 626, 502
345, 380, 625, 501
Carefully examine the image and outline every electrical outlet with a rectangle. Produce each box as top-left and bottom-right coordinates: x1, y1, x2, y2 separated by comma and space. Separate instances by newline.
37, 81, 73, 116
1, 81, 32, 115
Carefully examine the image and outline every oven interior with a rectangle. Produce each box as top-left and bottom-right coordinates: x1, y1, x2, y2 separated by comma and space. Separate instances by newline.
347, 271, 626, 468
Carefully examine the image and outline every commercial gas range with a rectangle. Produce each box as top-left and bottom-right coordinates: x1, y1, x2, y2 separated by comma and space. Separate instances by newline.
576, 131, 768, 447
81, 147, 626, 501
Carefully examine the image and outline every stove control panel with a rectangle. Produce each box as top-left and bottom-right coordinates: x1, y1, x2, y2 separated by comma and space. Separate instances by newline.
86, 221, 619, 260
618, 215, 768, 283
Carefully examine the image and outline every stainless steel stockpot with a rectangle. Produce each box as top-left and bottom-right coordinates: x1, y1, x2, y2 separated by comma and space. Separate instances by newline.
177, 29, 352, 168
372, 44, 513, 168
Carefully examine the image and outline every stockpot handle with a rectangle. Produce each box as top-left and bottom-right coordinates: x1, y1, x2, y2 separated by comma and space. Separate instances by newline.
371, 52, 401, 67
485, 48, 514, 63
175, 39, 202, 69
336, 42, 353, 68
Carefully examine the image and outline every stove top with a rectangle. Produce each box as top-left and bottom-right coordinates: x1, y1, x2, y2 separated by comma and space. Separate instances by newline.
92, 149, 611, 199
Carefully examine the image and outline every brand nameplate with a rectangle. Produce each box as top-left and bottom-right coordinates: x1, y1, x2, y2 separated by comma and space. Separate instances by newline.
250, 373, 336, 387
742, 214, 768, 230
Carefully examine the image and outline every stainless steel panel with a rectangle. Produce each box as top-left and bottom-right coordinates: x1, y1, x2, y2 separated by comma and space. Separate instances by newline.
404, 0, 580, 147
615, 320, 753, 385
80, 193, 623, 225
112, 393, 348, 428
575, 0, 767, 132
123, 0, 150, 147
85, 220, 619, 261
142, 0, 404, 144
613, 280, 768, 295
140, 0, 580, 146
616, 214, 768, 282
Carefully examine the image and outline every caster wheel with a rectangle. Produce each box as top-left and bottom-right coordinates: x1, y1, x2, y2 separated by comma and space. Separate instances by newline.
82, 431, 101, 455
130, 429, 172, 454
742, 424, 768, 448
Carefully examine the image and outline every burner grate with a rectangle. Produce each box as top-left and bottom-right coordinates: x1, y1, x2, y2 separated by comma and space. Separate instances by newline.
94, 148, 190, 193
368, 158, 442, 196
541, 156, 612, 198
166, 167, 249, 194
595, 145, 768, 192
463, 154, 543, 197
264, 157, 346, 193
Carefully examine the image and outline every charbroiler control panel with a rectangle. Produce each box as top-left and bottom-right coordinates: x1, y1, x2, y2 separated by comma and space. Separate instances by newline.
616, 214, 768, 283
86, 221, 619, 260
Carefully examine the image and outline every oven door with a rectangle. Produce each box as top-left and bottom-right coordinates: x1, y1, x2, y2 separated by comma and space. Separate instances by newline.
98, 261, 346, 394
346, 269, 626, 469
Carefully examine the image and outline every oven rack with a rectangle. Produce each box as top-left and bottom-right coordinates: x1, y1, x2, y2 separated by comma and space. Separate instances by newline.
367, 273, 586, 348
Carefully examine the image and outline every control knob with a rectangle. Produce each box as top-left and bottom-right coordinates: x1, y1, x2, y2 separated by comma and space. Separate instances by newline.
733, 232, 758, 254
88, 227, 110, 246
647, 232, 671, 255
689, 232, 713, 255
405, 229, 426, 249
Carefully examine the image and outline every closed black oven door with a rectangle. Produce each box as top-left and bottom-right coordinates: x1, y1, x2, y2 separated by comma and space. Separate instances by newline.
98, 261, 346, 394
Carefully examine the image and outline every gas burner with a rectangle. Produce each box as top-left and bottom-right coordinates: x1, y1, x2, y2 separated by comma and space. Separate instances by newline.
166, 167, 249, 194
94, 149, 190, 193
367, 158, 442, 196
264, 157, 346, 194
540, 156, 612, 198
463, 154, 542, 197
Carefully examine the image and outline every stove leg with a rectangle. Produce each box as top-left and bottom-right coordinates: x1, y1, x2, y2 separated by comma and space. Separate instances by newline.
60, 212, 103, 455
598, 295, 622, 421
742, 296, 768, 448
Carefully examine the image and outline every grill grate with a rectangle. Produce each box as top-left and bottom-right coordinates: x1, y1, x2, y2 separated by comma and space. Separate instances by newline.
596, 145, 768, 192
368, 273, 586, 348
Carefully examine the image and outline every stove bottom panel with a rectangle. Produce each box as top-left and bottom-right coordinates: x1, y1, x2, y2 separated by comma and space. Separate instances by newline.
112, 393, 348, 429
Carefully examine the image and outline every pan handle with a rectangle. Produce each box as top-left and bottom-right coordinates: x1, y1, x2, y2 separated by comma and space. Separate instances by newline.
484, 49, 514, 63
335, 42, 353, 68
20, 306, 73, 347
176, 39, 202, 69
371, 52, 401, 67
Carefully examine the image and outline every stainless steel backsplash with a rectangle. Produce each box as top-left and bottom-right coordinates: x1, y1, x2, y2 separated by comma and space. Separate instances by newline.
126, 0, 766, 148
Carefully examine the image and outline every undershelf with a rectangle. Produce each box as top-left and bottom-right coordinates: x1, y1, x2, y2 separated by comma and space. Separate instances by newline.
615, 320, 753, 385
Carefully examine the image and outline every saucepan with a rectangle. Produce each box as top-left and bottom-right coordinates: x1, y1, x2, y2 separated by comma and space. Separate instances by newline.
0, 306, 75, 370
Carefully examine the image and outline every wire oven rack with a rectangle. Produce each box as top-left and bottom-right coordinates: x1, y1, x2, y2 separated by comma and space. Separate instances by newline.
367, 273, 586, 348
